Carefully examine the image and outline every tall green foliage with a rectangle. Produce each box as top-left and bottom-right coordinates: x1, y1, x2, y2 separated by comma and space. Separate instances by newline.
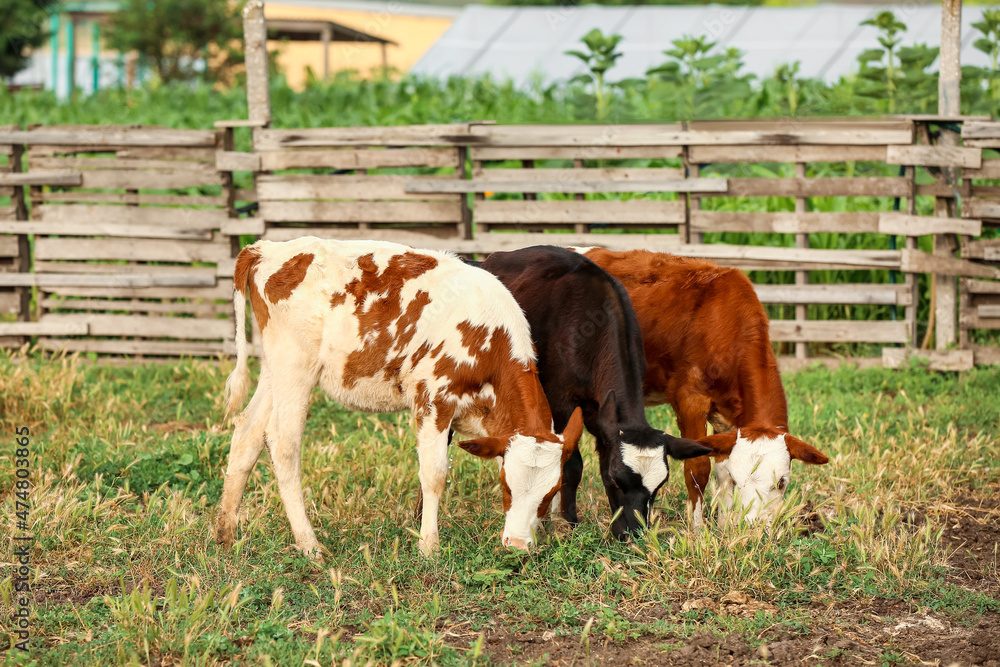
855, 11, 939, 114
0, 0, 57, 80
107, 0, 246, 84
565, 29, 624, 120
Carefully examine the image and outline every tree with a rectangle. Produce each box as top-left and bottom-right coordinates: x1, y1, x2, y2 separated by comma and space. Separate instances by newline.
1, 0, 58, 81
107, 0, 246, 84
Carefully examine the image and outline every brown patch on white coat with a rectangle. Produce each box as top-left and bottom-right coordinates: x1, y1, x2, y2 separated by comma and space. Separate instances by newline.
217, 237, 583, 558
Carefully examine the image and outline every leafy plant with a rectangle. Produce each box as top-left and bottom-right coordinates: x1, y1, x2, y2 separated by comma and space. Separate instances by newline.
647, 35, 755, 119
565, 28, 624, 119
856, 11, 939, 113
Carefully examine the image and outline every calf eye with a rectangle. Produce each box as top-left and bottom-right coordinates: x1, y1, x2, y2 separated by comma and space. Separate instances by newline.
776, 476, 789, 491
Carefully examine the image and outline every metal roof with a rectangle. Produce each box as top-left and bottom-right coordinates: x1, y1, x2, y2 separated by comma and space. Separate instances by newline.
267, 18, 397, 45
410, 3, 995, 87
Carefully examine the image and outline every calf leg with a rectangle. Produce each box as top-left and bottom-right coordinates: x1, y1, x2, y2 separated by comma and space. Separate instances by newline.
675, 392, 712, 529
215, 368, 273, 548
416, 408, 454, 556
559, 447, 584, 525
268, 366, 322, 557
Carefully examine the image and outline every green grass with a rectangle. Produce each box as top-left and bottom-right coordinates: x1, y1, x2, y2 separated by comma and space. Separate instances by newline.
0, 350, 997, 664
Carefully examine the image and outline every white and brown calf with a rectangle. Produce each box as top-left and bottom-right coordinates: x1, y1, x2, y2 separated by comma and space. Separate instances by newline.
217, 237, 583, 557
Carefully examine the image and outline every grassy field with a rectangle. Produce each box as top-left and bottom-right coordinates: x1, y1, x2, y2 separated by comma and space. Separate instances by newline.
1, 349, 998, 665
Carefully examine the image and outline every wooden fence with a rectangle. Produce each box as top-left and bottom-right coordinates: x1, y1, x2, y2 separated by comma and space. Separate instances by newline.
0, 117, 998, 368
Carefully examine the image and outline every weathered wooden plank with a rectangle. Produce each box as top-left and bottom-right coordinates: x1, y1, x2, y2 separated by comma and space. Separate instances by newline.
38, 338, 226, 356
769, 319, 909, 343
971, 345, 1000, 366
39, 191, 227, 207
690, 211, 878, 234
0, 185, 14, 197
259, 200, 463, 224
964, 278, 1000, 294
752, 283, 911, 306
961, 122, 1000, 139
216, 151, 261, 172
30, 156, 217, 172
0, 321, 89, 336
32, 261, 218, 278
262, 226, 466, 243
959, 312, 1000, 329
963, 159, 1000, 180
41, 297, 230, 315
723, 177, 909, 197
0, 171, 82, 187
886, 145, 982, 169
35, 204, 228, 228
113, 146, 217, 161
900, 249, 1000, 279
254, 124, 478, 150
688, 145, 889, 163
878, 212, 982, 236
220, 218, 265, 235
0, 236, 20, 257
405, 178, 727, 194
259, 147, 460, 170
473, 146, 684, 161
978, 304, 1000, 318
0, 127, 217, 147
0, 221, 213, 241
40, 313, 231, 339
475, 200, 685, 225
687, 118, 913, 132
0, 273, 215, 288
34, 238, 230, 263
673, 245, 902, 270
881, 348, 974, 371
44, 282, 232, 300
963, 200, 1000, 220
963, 139, 1000, 148
257, 174, 459, 201
75, 169, 224, 189
0, 292, 19, 314
472, 167, 685, 182
469, 125, 913, 147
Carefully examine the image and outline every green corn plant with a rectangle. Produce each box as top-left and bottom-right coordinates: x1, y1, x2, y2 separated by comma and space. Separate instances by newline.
970, 9, 1000, 110
565, 28, 624, 120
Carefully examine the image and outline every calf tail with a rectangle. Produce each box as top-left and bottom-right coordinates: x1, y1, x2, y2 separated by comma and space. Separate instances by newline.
224, 246, 261, 420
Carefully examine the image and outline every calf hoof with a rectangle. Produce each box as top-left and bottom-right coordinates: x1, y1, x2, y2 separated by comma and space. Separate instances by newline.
214, 517, 237, 549
418, 535, 440, 557
296, 542, 325, 562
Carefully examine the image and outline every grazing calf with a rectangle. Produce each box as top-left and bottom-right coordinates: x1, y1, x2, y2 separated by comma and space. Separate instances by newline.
218, 237, 583, 556
582, 248, 829, 527
478, 246, 711, 539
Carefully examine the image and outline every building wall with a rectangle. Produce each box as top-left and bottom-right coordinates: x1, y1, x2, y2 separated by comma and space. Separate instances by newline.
265, 3, 454, 88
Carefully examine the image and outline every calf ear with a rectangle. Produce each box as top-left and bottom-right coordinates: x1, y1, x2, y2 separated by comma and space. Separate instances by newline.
457, 436, 508, 460
785, 435, 829, 465
697, 431, 738, 456
660, 433, 713, 461
560, 406, 585, 457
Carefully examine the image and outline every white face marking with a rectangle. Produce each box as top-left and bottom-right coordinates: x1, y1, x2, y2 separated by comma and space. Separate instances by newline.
718, 430, 791, 524
621, 441, 668, 494
501, 434, 563, 544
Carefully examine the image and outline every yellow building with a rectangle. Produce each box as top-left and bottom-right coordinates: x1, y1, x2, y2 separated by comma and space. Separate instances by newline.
265, 0, 458, 88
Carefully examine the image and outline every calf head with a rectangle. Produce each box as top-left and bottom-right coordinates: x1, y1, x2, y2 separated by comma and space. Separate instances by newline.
458, 407, 584, 550
602, 392, 713, 540
699, 426, 829, 525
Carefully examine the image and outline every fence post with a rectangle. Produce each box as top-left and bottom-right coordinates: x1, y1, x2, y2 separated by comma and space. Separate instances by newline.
935, 0, 962, 350
243, 0, 271, 127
